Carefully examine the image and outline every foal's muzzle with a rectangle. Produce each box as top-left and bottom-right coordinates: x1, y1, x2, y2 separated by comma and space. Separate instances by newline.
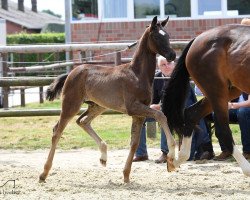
165, 50, 176, 62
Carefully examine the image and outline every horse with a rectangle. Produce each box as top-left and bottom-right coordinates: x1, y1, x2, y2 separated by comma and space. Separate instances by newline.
39, 16, 176, 183
161, 21, 250, 176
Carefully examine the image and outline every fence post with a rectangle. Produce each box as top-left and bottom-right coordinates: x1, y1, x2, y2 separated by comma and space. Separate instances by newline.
38, 53, 44, 103
2, 53, 9, 109
20, 88, 25, 107
115, 52, 121, 66
39, 86, 44, 103
147, 121, 157, 138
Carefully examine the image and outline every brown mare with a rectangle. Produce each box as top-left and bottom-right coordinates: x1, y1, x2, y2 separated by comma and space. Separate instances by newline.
39, 16, 176, 183
162, 19, 250, 176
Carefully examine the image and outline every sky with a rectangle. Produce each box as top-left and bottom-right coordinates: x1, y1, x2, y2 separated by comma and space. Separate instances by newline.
12, 0, 65, 19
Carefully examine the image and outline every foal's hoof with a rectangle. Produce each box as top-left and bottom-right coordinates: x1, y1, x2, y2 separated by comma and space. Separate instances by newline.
124, 177, 130, 183
39, 174, 47, 183
100, 159, 107, 167
166, 157, 176, 172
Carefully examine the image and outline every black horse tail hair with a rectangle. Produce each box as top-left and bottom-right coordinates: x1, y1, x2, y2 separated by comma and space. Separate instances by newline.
162, 38, 195, 136
46, 74, 68, 101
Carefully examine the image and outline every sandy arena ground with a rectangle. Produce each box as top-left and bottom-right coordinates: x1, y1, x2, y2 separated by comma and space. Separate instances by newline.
1, 147, 250, 200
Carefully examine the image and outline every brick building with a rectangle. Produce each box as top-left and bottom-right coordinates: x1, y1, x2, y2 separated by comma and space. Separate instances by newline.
71, 0, 250, 43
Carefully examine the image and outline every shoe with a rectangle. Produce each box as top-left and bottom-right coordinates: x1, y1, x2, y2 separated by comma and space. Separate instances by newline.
199, 151, 215, 160
133, 155, 148, 162
213, 151, 232, 161
243, 152, 250, 160
155, 153, 168, 164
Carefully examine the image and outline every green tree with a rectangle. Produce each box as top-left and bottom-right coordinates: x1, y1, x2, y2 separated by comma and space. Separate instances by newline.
42, 9, 62, 18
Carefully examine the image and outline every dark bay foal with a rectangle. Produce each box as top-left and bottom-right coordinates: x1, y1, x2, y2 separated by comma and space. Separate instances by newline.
39, 16, 176, 183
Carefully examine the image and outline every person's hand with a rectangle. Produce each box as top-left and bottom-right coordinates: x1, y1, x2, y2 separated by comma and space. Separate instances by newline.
150, 104, 161, 110
228, 102, 235, 109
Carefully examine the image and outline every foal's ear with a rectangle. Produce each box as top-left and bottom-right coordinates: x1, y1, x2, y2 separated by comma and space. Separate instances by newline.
150, 16, 158, 30
161, 16, 169, 27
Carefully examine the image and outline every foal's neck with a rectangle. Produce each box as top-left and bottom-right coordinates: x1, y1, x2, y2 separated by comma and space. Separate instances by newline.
131, 33, 157, 86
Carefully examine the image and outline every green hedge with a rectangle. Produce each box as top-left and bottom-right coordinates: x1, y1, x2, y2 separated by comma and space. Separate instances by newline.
7, 33, 66, 76
7, 32, 65, 44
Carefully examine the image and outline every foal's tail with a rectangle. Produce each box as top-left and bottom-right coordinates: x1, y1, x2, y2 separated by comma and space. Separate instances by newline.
162, 38, 195, 137
46, 74, 68, 101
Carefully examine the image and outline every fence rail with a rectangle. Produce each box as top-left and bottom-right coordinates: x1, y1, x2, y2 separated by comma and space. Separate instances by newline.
0, 108, 120, 117
0, 41, 188, 53
0, 77, 55, 87
0, 41, 188, 110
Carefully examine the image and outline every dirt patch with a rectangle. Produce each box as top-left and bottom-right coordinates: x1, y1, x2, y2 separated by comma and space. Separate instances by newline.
0, 148, 250, 200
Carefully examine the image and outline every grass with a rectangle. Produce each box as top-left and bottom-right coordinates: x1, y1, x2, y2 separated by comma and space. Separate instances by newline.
0, 114, 162, 150
0, 101, 242, 150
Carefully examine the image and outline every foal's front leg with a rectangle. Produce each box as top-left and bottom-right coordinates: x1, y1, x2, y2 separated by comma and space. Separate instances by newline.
123, 116, 145, 183
125, 102, 176, 174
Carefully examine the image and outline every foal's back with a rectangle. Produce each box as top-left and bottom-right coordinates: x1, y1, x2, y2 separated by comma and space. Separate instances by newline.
63, 63, 152, 113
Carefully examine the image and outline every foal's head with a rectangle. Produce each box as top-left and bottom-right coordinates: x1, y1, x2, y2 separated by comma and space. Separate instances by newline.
147, 16, 176, 62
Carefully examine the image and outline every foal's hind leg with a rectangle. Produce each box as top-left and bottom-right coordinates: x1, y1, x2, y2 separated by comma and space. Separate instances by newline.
123, 116, 145, 183
76, 103, 108, 166
39, 94, 84, 182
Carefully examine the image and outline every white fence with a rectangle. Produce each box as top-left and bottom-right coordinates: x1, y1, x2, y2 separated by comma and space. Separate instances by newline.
0, 41, 188, 113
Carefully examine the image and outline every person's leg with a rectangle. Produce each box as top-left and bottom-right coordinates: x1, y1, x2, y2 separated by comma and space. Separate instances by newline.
188, 132, 197, 161
160, 128, 169, 154
194, 118, 215, 160
133, 119, 150, 161
155, 128, 169, 163
238, 107, 250, 155
135, 123, 147, 156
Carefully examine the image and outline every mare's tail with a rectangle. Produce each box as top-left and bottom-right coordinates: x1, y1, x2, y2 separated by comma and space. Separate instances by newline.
46, 74, 68, 101
162, 38, 195, 137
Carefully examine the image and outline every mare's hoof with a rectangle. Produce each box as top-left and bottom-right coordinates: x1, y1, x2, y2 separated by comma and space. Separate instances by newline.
166, 157, 176, 172
100, 159, 107, 167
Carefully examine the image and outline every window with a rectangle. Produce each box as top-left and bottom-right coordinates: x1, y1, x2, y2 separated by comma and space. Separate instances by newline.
198, 0, 221, 16
164, 0, 191, 17
134, 0, 160, 19
72, 0, 98, 21
227, 0, 250, 15
104, 0, 127, 18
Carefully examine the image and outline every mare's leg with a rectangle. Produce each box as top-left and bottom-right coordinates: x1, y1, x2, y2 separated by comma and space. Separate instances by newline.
173, 133, 193, 168
39, 93, 84, 182
125, 102, 176, 173
172, 87, 242, 169
76, 102, 107, 166
123, 116, 145, 183
206, 85, 250, 176
213, 102, 250, 176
